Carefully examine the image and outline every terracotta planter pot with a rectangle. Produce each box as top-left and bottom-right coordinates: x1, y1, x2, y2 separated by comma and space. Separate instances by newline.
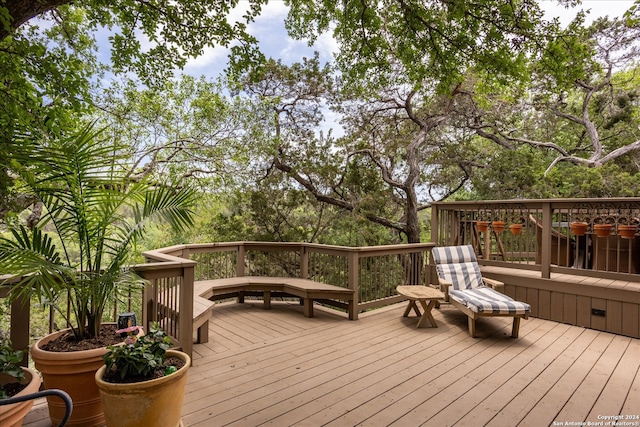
618, 224, 638, 239
0, 367, 42, 427
594, 224, 613, 238
571, 222, 589, 236
476, 221, 489, 232
509, 223, 523, 235
491, 221, 505, 233
31, 328, 110, 427
96, 350, 190, 427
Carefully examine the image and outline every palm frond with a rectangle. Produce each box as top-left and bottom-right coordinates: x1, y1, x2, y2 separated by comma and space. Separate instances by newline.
2, 123, 196, 339
0, 226, 74, 305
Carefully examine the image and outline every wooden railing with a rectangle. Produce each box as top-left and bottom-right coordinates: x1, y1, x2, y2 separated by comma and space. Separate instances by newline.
141, 242, 436, 357
5, 198, 639, 360
2, 242, 435, 361
430, 198, 640, 281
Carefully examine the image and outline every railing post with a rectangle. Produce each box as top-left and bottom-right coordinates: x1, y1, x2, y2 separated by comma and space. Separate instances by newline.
142, 257, 152, 330
425, 248, 433, 286
348, 251, 359, 320
142, 276, 157, 328
236, 244, 245, 277
431, 204, 439, 244
10, 295, 30, 366
541, 202, 552, 279
300, 245, 309, 279
179, 264, 194, 359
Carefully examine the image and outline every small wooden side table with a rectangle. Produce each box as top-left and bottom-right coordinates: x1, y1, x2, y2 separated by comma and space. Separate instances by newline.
396, 285, 444, 328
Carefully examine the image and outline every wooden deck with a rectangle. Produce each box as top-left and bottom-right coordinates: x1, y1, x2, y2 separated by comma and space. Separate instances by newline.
24, 299, 640, 427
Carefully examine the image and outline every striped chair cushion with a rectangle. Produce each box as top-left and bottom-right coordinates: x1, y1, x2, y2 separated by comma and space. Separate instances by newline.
449, 287, 531, 315
432, 245, 483, 290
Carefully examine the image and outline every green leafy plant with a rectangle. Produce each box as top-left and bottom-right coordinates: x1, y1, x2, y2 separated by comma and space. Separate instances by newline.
0, 123, 196, 341
0, 335, 25, 399
102, 323, 174, 382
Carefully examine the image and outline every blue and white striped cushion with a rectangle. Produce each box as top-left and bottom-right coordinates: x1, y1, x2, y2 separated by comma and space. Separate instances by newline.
449, 287, 531, 315
432, 245, 483, 290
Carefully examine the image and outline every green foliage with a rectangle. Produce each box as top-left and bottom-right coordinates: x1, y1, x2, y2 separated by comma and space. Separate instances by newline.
0, 123, 196, 340
95, 75, 256, 190
1, 0, 270, 221
532, 13, 595, 92
195, 184, 397, 247
543, 164, 640, 198
468, 143, 640, 200
0, 7, 98, 211
102, 323, 171, 381
285, 0, 546, 93
625, 0, 640, 25
470, 147, 550, 199
0, 335, 25, 399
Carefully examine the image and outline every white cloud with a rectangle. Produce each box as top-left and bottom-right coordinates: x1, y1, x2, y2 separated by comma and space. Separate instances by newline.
182, 1, 338, 78
182, 45, 231, 76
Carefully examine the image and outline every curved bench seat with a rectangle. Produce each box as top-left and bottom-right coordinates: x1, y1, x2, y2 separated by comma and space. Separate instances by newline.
195, 276, 356, 320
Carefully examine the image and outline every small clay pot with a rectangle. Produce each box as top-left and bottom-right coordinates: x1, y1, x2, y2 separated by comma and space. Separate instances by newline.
492, 221, 505, 233
571, 222, 589, 236
593, 223, 613, 238
618, 224, 638, 239
476, 221, 489, 232
509, 223, 523, 235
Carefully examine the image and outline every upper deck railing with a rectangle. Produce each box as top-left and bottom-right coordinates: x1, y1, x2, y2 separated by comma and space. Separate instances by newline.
430, 198, 640, 281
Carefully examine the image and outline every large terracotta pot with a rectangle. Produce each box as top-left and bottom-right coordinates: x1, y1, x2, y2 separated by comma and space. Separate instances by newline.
95, 350, 190, 427
0, 367, 42, 427
31, 328, 110, 427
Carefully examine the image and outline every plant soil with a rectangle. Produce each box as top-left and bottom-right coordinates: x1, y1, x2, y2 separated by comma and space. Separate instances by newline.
40, 324, 121, 352
2, 382, 26, 398
101, 356, 186, 384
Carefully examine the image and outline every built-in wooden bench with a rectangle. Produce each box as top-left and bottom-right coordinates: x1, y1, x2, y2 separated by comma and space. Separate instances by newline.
194, 276, 356, 320
157, 276, 354, 346
192, 294, 217, 344
480, 265, 640, 338
156, 292, 217, 345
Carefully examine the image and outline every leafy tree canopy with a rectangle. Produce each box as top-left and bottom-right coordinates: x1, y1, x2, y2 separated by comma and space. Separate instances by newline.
1, 0, 268, 217
284, 0, 551, 93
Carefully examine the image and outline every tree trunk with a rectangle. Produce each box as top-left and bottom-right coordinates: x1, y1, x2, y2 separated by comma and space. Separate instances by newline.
1, 0, 70, 41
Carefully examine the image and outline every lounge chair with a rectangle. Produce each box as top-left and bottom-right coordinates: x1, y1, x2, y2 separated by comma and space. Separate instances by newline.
431, 245, 530, 338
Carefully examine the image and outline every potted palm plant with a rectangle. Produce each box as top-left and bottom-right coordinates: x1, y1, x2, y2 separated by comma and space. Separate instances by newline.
0, 124, 195, 426
95, 323, 190, 427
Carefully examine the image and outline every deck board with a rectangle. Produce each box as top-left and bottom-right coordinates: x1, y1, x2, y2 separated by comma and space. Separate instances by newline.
22, 300, 640, 427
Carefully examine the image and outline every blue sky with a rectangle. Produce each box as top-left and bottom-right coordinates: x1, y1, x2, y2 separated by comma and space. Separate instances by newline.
180, 0, 636, 81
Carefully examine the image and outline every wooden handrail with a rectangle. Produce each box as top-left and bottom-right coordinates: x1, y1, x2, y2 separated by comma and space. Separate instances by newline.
139, 241, 436, 356
431, 198, 640, 282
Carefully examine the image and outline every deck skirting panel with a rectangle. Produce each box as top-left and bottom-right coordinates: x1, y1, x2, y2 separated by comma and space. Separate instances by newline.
481, 266, 640, 338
